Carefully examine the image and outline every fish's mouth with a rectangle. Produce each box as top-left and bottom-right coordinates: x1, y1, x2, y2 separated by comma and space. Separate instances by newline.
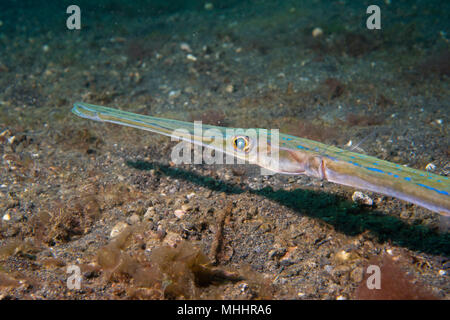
72, 102, 102, 121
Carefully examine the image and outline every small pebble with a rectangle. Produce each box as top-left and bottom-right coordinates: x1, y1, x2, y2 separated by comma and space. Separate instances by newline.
239, 283, 248, 292
204, 2, 214, 10
144, 207, 155, 219
164, 231, 182, 247
174, 209, 186, 219
156, 225, 166, 239
324, 265, 333, 273
180, 42, 192, 52
168, 90, 181, 99
350, 267, 364, 283
186, 192, 196, 200
225, 84, 234, 93
312, 27, 323, 38
0, 130, 11, 138
181, 204, 192, 212
128, 214, 140, 225
438, 270, 446, 276
425, 163, 436, 171
42, 44, 50, 52
259, 222, 272, 233
400, 211, 410, 219
335, 250, 350, 263
2, 213, 10, 221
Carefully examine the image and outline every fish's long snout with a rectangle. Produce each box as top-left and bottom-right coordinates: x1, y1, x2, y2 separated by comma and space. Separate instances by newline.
72, 102, 102, 121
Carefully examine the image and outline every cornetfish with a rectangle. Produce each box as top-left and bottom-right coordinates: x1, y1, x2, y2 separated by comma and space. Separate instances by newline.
72, 102, 449, 216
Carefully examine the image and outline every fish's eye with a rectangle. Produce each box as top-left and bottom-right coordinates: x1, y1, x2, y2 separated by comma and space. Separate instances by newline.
233, 136, 249, 152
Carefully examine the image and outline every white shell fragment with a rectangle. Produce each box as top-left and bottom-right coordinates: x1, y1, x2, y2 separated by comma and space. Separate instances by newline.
186, 54, 197, 61
425, 163, 436, 171
110, 221, 129, 238
352, 191, 374, 206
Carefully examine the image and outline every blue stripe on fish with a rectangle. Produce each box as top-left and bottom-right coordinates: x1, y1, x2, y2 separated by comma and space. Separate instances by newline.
416, 183, 449, 196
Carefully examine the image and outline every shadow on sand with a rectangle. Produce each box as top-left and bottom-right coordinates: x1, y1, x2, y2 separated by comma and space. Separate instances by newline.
127, 160, 450, 257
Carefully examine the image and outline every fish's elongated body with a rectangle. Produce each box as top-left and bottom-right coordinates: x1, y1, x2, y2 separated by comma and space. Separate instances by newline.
72, 102, 449, 216
276, 137, 449, 215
